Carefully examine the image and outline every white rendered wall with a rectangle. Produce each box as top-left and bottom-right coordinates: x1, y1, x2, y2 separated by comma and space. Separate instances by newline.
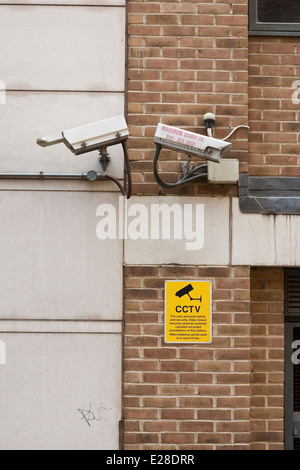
0, 1, 125, 450
124, 196, 300, 267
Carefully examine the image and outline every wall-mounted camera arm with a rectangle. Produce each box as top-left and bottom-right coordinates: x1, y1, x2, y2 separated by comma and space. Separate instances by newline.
152, 123, 232, 189
120, 139, 132, 199
36, 115, 132, 199
153, 142, 208, 189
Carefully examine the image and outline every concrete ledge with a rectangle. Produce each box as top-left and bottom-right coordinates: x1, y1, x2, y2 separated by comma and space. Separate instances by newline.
232, 197, 300, 266
239, 174, 300, 215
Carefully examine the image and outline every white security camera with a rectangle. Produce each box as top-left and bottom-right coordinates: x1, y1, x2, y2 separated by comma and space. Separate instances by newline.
153, 116, 249, 189
154, 123, 232, 164
37, 115, 129, 156
37, 115, 132, 198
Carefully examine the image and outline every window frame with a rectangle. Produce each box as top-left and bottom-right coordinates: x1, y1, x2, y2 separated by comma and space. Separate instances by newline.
249, 0, 300, 36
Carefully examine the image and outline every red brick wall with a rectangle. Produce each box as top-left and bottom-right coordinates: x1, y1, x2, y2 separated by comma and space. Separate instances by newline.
250, 267, 285, 450
124, 265, 286, 450
124, 266, 251, 450
128, 2, 300, 187
124, 0, 290, 453
127, 0, 249, 197
249, 37, 300, 177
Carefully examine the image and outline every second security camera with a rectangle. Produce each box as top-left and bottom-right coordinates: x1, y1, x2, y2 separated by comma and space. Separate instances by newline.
154, 123, 232, 163
37, 115, 129, 156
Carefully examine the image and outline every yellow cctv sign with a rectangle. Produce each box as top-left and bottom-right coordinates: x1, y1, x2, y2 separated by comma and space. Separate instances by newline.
165, 281, 212, 344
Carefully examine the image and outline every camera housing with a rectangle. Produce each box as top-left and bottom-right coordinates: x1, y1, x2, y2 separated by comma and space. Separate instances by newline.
37, 115, 129, 156
37, 115, 132, 199
154, 123, 232, 163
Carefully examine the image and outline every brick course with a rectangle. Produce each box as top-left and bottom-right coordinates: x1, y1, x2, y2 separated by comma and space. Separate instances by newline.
127, 0, 249, 197
128, 2, 300, 187
124, 265, 251, 450
124, 265, 286, 450
250, 267, 285, 450
249, 37, 300, 177
124, 0, 292, 452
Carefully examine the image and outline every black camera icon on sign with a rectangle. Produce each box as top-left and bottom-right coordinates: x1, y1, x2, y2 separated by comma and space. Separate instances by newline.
175, 284, 202, 302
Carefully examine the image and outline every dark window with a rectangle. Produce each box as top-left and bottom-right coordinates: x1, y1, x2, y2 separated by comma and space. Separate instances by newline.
285, 323, 300, 450
285, 270, 300, 450
286, 269, 300, 317
249, 0, 300, 36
